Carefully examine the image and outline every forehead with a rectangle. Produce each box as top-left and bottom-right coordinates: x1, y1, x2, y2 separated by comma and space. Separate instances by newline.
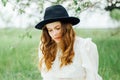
46, 21, 61, 29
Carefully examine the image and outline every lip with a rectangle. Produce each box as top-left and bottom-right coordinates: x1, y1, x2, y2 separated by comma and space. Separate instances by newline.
54, 37, 61, 40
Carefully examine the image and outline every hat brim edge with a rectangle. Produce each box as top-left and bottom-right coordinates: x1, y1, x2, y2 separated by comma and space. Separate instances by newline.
35, 17, 80, 30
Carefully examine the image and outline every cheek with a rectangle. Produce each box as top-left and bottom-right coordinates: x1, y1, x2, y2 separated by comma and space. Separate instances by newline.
48, 32, 53, 37
48, 32, 55, 40
59, 30, 62, 36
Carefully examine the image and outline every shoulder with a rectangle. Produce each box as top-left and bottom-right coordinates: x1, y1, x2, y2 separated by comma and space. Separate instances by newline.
74, 36, 98, 55
75, 36, 96, 47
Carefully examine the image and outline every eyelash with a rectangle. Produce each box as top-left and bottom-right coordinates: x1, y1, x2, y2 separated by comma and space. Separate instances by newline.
48, 30, 52, 32
56, 28, 60, 30
48, 28, 60, 31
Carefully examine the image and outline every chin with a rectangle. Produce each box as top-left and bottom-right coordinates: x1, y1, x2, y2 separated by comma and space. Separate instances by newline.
55, 40, 61, 44
55, 41, 60, 43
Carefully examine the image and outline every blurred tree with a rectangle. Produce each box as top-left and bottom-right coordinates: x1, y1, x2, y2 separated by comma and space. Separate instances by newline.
110, 9, 120, 21
104, 0, 120, 21
105, 0, 120, 11
104, 0, 120, 36
1, 0, 119, 15
1, 0, 8, 6
1, 0, 99, 14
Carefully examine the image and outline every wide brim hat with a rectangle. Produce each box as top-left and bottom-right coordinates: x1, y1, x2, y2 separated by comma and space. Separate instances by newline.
35, 5, 80, 30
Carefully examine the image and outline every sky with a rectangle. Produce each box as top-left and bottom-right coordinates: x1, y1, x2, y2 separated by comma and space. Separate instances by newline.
0, 0, 119, 29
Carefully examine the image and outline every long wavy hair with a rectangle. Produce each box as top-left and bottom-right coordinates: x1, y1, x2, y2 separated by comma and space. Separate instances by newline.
39, 21, 75, 71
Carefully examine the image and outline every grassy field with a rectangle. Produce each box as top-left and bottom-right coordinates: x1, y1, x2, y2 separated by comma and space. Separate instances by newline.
0, 28, 120, 80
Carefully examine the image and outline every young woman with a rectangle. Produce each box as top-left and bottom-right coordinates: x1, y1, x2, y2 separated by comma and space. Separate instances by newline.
35, 5, 102, 80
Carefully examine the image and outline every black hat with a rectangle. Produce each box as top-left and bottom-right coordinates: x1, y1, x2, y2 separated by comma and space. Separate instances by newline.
35, 5, 80, 30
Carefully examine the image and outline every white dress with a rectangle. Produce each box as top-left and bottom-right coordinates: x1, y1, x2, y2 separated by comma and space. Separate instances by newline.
38, 36, 103, 80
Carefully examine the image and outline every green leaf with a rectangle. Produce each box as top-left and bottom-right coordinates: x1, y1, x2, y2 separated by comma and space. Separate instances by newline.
19, 9, 25, 14
110, 9, 120, 21
16, 0, 20, 3
1, 0, 8, 6
82, 1, 92, 8
77, 7, 81, 12
73, 0, 78, 5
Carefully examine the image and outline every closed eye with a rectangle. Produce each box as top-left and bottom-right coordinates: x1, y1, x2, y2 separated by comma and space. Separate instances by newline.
56, 27, 60, 30
48, 29, 52, 32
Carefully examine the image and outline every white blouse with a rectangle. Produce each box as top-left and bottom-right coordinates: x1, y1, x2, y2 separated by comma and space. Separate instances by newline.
38, 36, 103, 80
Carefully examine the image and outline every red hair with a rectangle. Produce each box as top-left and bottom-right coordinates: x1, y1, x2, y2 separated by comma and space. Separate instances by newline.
39, 22, 75, 71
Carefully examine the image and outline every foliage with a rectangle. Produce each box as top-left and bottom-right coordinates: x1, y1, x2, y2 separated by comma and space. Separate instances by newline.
1, 0, 99, 15
1, 0, 8, 6
105, 0, 120, 11
105, 0, 120, 20
1, 0, 44, 14
1, 0, 120, 20
110, 9, 120, 21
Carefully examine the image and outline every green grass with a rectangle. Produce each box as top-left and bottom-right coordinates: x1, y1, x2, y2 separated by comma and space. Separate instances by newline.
0, 28, 120, 80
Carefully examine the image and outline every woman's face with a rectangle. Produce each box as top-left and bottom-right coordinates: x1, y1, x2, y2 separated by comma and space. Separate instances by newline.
46, 21, 62, 44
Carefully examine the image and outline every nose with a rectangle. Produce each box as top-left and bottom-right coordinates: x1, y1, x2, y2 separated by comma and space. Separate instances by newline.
52, 30, 57, 36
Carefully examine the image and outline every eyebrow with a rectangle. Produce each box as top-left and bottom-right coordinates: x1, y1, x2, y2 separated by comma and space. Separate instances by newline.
47, 25, 60, 30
